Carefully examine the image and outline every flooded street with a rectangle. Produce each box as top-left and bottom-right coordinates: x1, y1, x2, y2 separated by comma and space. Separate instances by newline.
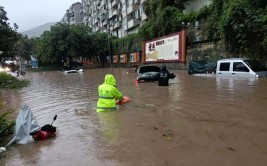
1, 68, 267, 166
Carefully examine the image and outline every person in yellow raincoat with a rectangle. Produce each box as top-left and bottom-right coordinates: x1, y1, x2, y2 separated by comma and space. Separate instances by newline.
97, 74, 124, 112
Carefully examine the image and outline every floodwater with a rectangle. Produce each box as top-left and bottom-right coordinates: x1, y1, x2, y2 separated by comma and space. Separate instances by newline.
1, 68, 267, 166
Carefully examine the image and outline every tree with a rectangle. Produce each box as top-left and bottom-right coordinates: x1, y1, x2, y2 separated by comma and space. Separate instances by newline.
219, 0, 267, 60
139, 0, 189, 40
0, 6, 20, 60
36, 23, 110, 66
16, 35, 37, 61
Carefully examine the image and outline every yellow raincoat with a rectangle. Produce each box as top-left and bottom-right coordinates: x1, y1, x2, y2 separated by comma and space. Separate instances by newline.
97, 74, 123, 112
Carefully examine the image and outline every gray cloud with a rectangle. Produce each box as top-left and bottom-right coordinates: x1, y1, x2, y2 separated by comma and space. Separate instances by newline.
1, 0, 79, 31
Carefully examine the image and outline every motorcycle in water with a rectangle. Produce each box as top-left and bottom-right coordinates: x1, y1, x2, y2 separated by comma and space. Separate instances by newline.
30, 115, 57, 140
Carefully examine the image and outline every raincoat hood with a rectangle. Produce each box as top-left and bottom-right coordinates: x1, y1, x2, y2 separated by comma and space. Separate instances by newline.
104, 74, 117, 86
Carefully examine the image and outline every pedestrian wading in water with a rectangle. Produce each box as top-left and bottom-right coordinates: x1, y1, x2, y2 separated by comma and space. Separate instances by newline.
158, 65, 176, 86
97, 74, 124, 112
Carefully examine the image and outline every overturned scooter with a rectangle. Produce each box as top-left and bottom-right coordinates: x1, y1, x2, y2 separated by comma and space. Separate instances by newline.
5, 105, 57, 149
30, 115, 57, 141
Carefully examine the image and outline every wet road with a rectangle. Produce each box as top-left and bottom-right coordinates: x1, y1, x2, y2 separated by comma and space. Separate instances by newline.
1, 68, 267, 166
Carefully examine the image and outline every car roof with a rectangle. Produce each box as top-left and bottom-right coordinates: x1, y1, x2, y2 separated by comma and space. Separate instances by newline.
218, 58, 250, 62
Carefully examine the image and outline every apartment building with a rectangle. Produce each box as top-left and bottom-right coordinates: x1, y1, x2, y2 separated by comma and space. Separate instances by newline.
71, 0, 211, 38
81, 0, 148, 38
61, 2, 84, 25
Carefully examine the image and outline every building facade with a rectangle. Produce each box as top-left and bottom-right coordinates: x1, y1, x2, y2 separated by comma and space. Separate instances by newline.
61, 2, 84, 25
81, 0, 148, 38
62, 0, 211, 39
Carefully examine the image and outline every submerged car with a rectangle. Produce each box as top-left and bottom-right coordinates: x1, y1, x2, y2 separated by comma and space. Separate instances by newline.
136, 65, 161, 82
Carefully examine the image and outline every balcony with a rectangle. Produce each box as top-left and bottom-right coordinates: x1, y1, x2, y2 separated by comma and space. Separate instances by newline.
113, 21, 122, 30
101, 14, 107, 22
103, 29, 108, 33
127, 4, 139, 14
100, 0, 105, 7
133, 0, 141, 5
102, 20, 108, 26
96, 0, 100, 6
113, 9, 120, 16
109, 9, 120, 19
141, 12, 147, 21
110, 25, 114, 31
112, 0, 119, 7
83, 16, 88, 21
127, 19, 139, 30
101, 9, 108, 14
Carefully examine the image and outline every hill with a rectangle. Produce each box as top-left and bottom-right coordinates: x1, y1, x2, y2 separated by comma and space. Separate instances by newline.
21, 22, 57, 38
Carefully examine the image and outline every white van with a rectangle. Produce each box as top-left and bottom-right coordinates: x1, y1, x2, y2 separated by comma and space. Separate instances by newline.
216, 58, 267, 77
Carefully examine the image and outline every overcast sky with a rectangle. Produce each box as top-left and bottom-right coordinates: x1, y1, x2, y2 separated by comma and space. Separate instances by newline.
1, 0, 79, 32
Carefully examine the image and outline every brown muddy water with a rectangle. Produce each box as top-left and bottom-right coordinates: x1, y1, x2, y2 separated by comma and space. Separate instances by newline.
0, 68, 267, 166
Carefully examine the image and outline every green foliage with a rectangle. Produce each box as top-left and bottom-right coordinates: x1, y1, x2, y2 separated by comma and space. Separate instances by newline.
0, 6, 21, 60
111, 34, 141, 54
0, 99, 15, 142
219, 0, 267, 60
141, 0, 267, 61
89, 32, 109, 56
186, 0, 267, 61
140, 0, 189, 40
35, 23, 109, 64
0, 72, 29, 89
16, 36, 37, 61
0, 109, 15, 140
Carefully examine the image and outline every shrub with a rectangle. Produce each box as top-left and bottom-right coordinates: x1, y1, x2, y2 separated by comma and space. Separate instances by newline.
0, 72, 29, 89
0, 109, 15, 143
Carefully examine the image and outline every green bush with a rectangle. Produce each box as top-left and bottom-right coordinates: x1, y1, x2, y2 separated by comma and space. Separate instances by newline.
0, 72, 29, 89
0, 109, 15, 143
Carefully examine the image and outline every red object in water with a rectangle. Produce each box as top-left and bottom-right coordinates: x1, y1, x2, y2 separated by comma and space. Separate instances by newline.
135, 80, 139, 83
32, 130, 56, 140
116, 96, 131, 105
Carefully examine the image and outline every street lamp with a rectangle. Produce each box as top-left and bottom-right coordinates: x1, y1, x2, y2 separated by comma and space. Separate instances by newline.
108, 34, 112, 68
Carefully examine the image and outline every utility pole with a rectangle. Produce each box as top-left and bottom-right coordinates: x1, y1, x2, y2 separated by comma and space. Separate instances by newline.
108, 34, 112, 68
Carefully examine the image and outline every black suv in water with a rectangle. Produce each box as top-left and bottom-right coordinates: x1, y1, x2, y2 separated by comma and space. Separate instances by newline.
136, 65, 161, 82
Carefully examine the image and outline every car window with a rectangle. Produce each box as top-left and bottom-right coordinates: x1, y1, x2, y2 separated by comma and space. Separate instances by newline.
233, 62, 249, 72
139, 66, 160, 73
219, 62, 230, 71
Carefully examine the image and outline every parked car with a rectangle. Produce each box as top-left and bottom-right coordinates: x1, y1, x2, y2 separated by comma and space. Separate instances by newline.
216, 58, 267, 77
136, 65, 161, 82
189, 58, 267, 77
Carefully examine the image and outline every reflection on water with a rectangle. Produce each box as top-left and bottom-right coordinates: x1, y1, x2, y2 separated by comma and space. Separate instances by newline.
97, 112, 121, 143
1, 69, 267, 166
216, 77, 259, 101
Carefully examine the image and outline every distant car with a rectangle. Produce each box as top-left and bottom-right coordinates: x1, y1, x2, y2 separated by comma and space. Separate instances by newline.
4, 60, 17, 65
136, 65, 161, 82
